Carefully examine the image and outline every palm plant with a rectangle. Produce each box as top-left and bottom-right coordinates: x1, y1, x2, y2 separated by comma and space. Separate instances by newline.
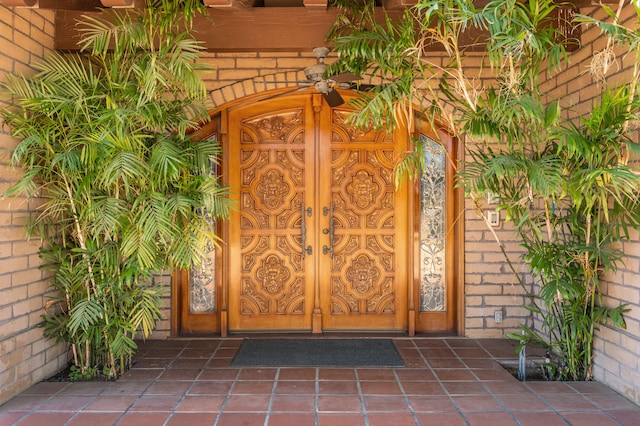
2, 0, 231, 379
326, 0, 640, 380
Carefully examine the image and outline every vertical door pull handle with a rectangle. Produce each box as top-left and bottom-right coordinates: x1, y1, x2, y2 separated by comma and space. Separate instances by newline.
323, 204, 334, 257
301, 203, 307, 259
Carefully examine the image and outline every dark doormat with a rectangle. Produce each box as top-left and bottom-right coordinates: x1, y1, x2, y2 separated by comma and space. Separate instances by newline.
231, 338, 405, 367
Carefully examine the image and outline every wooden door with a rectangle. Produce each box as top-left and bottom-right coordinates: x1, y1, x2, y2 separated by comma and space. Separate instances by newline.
226, 94, 409, 332
227, 95, 317, 332
317, 106, 409, 331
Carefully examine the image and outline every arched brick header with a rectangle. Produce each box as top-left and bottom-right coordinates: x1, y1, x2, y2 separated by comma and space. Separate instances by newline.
208, 70, 310, 108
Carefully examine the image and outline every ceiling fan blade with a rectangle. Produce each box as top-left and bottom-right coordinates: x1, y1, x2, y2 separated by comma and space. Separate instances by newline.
353, 83, 377, 91
330, 73, 362, 84
322, 89, 345, 107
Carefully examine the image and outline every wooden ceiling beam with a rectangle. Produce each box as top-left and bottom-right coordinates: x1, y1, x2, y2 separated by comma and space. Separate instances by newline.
0, 0, 104, 9
56, 8, 362, 51
0, 0, 616, 11
303, 0, 328, 8
0, 0, 37, 6
380, 0, 416, 10
203, 0, 255, 8
100, 0, 135, 7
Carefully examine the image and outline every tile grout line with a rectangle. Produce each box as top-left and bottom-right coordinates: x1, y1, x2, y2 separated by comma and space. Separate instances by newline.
262, 367, 280, 426
314, 367, 319, 426
395, 338, 431, 426
451, 340, 525, 426
211, 348, 243, 426
161, 340, 221, 426
354, 368, 370, 426
440, 339, 475, 426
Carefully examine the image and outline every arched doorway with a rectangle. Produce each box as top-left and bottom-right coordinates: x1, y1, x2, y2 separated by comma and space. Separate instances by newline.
172, 90, 462, 336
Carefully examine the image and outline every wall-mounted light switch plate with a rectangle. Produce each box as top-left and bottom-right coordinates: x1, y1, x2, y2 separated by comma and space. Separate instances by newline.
487, 210, 500, 227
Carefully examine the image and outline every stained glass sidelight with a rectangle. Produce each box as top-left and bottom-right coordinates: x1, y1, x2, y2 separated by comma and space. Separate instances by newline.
189, 240, 216, 313
189, 135, 218, 313
419, 135, 446, 312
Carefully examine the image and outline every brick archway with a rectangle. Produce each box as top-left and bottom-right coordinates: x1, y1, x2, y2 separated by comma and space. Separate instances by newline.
208, 70, 311, 108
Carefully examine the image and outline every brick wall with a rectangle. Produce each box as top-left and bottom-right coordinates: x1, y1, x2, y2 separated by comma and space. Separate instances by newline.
0, 6, 68, 406
579, 5, 640, 405
463, 208, 533, 338
429, 3, 640, 404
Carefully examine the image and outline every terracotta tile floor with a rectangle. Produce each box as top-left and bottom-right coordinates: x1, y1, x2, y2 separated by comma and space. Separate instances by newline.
1, 337, 639, 425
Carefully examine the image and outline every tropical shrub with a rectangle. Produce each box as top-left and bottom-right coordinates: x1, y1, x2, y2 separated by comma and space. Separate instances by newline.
1, 0, 231, 379
326, 0, 640, 380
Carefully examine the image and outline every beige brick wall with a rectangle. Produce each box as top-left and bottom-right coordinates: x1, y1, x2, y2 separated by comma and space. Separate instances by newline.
0, 6, 68, 406
463, 198, 533, 338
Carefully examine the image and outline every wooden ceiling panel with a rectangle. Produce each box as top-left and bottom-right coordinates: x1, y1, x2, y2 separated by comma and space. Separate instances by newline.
56, 8, 351, 51
1, 0, 614, 11
1, 0, 605, 52
0, 0, 104, 8
101, 0, 135, 7
1, 0, 37, 5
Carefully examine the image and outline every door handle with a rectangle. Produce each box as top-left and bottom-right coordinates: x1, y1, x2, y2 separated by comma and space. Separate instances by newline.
301, 204, 312, 258
322, 204, 334, 258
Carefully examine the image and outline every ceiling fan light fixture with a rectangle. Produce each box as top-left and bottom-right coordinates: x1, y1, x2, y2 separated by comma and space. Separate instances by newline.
314, 80, 330, 94
304, 63, 328, 82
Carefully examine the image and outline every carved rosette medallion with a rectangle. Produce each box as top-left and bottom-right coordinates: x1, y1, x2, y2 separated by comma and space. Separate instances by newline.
256, 254, 290, 295
244, 110, 303, 141
256, 169, 290, 209
345, 254, 380, 294
346, 170, 379, 209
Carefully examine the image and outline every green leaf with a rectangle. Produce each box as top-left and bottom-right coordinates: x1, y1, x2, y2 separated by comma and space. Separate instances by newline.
68, 298, 104, 334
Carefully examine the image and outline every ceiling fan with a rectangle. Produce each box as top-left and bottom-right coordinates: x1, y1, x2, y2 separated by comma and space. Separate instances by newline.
302, 47, 363, 107
259, 47, 369, 107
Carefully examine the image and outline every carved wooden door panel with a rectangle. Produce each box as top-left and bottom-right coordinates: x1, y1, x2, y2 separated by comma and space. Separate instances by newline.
227, 96, 316, 332
317, 107, 409, 331
227, 95, 409, 332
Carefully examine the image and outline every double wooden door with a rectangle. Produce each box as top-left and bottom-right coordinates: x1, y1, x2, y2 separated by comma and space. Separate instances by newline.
227, 94, 409, 332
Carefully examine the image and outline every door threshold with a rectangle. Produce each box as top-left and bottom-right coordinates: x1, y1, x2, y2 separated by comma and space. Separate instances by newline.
227, 331, 410, 339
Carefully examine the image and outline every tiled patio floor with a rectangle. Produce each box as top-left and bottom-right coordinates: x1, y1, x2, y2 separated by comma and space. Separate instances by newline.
1, 337, 639, 425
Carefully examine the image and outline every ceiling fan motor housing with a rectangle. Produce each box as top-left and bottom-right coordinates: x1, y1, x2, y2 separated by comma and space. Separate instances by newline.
304, 63, 328, 82
304, 46, 331, 82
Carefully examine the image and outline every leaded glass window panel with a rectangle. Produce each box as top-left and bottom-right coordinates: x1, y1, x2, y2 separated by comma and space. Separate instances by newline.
189, 242, 216, 313
189, 135, 218, 313
419, 135, 446, 312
